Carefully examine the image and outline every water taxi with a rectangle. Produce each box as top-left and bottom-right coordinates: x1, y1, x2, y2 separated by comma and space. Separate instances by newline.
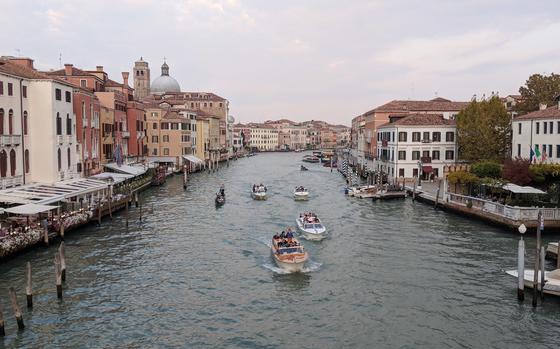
506, 269, 560, 297
302, 155, 320, 163
300, 165, 309, 171
251, 184, 267, 200
346, 185, 376, 197
271, 233, 308, 272
294, 186, 309, 201
296, 212, 327, 240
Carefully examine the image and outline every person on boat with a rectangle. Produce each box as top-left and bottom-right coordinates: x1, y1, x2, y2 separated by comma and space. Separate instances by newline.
280, 231, 286, 238
286, 231, 293, 239
273, 233, 279, 240
220, 185, 225, 196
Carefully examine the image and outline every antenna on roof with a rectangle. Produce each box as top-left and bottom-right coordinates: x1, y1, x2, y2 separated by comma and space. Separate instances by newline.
434, 91, 438, 97
15, 48, 21, 57
59, 52, 62, 68
471, 94, 477, 101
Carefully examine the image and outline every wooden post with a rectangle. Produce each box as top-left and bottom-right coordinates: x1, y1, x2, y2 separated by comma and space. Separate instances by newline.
517, 237, 525, 301
139, 201, 143, 222
60, 216, 65, 239
183, 164, 187, 190
54, 253, 62, 299
43, 228, 49, 246
9, 287, 24, 330
412, 180, 417, 201
59, 242, 66, 282
557, 241, 560, 269
135, 192, 139, 208
532, 211, 542, 307
540, 245, 546, 300
108, 196, 113, 220
0, 302, 4, 337
26, 262, 33, 308
125, 195, 129, 227
97, 204, 102, 226
434, 186, 440, 209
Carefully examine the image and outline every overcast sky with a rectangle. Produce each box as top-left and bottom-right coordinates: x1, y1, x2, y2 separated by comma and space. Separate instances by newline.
2, 0, 559, 125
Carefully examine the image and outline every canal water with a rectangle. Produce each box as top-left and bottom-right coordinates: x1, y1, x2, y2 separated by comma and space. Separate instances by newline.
1, 152, 560, 348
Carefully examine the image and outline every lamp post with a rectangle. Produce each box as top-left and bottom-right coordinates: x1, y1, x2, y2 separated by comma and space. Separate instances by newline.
517, 223, 526, 301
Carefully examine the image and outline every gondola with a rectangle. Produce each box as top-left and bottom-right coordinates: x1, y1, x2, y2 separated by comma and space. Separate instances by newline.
300, 165, 309, 171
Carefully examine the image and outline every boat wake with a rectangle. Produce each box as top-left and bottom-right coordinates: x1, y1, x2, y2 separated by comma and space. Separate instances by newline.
262, 259, 322, 274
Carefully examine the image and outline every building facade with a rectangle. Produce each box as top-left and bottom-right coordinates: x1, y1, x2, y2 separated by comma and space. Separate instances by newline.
249, 124, 278, 151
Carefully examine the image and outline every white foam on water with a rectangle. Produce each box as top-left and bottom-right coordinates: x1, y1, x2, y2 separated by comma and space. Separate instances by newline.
261, 259, 322, 275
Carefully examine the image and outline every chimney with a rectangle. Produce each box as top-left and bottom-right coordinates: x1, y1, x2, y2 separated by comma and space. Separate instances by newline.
96, 65, 104, 72
64, 63, 73, 76
8, 57, 34, 69
539, 103, 547, 110
122, 72, 129, 86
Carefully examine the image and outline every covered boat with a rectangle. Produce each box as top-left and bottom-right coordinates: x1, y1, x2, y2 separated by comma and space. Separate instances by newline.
251, 184, 267, 200
296, 212, 326, 240
271, 232, 308, 272
294, 186, 309, 201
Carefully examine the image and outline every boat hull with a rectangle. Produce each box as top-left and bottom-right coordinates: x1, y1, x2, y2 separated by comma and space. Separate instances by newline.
272, 255, 307, 272
294, 192, 309, 201
296, 219, 327, 240
252, 192, 267, 200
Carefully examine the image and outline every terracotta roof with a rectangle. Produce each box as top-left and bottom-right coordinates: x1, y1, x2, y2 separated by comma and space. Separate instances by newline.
515, 105, 560, 120
369, 98, 468, 113
378, 113, 455, 128
0, 59, 50, 79
162, 110, 183, 120
105, 78, 123, 87
148, 92, 227, 102
46, 66, 93, 77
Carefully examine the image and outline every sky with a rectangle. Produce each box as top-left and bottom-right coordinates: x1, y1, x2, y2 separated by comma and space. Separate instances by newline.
2, 0, 560, 125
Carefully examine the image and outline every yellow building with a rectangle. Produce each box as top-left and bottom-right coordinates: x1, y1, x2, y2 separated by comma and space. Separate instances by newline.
100, 106, 115, 164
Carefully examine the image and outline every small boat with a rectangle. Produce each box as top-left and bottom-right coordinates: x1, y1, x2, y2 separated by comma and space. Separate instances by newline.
506, 269, 560, 297
546, 242, 559, 260
294, 149, 303, 153
271, 233, 308, 272
354, 186, 378, 199
300, 165, 309, 171
296, 212, 326, 240
294, 186, 309, 201
251, 184, 267, 200
302, 155, 320, 163
347, 185, 376, 197
215, 194, 225, 206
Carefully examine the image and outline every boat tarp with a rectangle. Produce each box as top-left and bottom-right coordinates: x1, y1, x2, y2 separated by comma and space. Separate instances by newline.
182, 155, 204, 165
5, 203, 59, 215
104, 163, 147, 176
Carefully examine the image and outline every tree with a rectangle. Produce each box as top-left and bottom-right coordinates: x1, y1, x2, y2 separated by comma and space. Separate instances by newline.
515, 73, 560, 114
470, 160, 501, 178
456, 97, 511, 161
502, 158, 532, 186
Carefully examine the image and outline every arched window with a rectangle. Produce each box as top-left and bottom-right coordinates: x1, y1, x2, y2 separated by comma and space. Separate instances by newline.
66, 114, 72, 135
0, 108, 3, 134
9, 149, 15, 176
24, 149, 29, 173
8, 109, 13, 135
67, 147, 71, 169
23, 111, 28, 135
0, 150, 6, 177
56, 112, 62, 135
57, 148, 61, 171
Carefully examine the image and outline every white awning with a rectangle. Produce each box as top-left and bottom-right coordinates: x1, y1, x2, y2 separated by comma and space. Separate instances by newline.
104, 163, 147, 176
90, 172, 134, 184
182, 155, 204, 165
5, 203, 59, 215
502, 183, 546, 194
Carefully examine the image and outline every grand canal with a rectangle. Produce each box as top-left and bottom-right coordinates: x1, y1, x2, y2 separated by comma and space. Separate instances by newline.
1, 152, 560, 348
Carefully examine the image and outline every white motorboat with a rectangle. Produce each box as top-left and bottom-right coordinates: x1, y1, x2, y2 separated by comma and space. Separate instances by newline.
294, 186, 309, 201
506, 269, 560, 296
296, 212, 326, 240
271, 235, 308, 272
347, 185, 376, 197
251, 184, 267, 200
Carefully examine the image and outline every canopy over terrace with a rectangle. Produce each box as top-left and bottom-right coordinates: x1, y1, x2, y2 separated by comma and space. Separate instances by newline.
0, 178, 109, 205
104, 163, 148, 176
182, 155, 204, 165
4, 203, 58, 215
90, 172, 134, 185
502, 183, 546, 195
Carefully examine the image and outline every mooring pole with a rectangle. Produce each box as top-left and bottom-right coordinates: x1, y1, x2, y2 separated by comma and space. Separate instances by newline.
26, 262, 33, 308
517, 224, 526, 301
9, 287, 24, 330
532, 211, 543, 307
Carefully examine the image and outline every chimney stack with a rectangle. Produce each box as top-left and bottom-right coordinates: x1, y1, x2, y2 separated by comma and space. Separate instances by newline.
64, 64, 73, 76
539, 103, 547, 110
7, 57, 34, 70
96, 65, 104, 72
122, 72, 129, 86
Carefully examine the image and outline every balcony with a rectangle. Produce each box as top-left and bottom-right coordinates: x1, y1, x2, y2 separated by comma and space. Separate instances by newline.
421, 139, 432, 143
57, 135, 64, 144
1, 175, 23, 189
122, 131, 130, 138
83, 119, 89, 128
66, 135, 73, 144
0, 135, 22, 146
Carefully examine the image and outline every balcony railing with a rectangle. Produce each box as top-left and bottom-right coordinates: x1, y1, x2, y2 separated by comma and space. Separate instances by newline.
122, 131, 130, 138
57, 135, 64, 144
0, 135, 22, 146
421, 139, 432, 143
83, 119, 89, 128
1, 175, 23, 189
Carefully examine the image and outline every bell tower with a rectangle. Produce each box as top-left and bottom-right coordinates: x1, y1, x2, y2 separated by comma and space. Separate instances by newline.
133, 57, 150, 99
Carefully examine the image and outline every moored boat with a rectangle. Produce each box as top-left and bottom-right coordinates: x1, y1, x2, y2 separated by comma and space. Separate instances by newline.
302, 155, 320, 163
347, 185, 376, 197
546, 242, 559, 260
506, 269, 560, 297
271, 232, 308, 272
294, 186, 309, 201
251, 184, 267, 200
296, 212, 326, 240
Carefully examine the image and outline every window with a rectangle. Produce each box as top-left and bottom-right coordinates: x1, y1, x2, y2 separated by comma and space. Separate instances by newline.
412, 151, 420, 160
25, 149, 29, 173
412, 132, 421, 142
219, 103, 223, 107
518, 123, 522, 134
0, 81, 3, 95
398, 150, 406, 160
163, 135, 169, 142
8, 109, 13, 135
152, 148, 157, 155
9, 149, 15, 176
548, 144, 553, 157
171, 123, 179, 130
152, 136, 158, 143
399, 168, 404, 177
544, 122, 548, 134
446, 132, 455, 142
398, 132, 407, 142
57, 148, 62, 171
558, 121, 560, 134
152, 122, 157, 129
163, 148, 169, 155
422, 132, 430, 141
432, 132, 441, 142
0, 150, 6, 177
422, 150, 430, 158
80, 80, 87, 87
536, 122, 540, 134
557, 145, 560, 158
413, 168, 418, 177
445, 150, 454, 160
66, 114, 72, 135
550, 122, 554, 134
0, 108, 3, 135
161, 122, 169, 130
432, 150, 440, 160
7, 83, 13, 96
67, 148, 71, 169
65, 91, 71, 103
22, 86, 27, 98
55, 88, 62, 101
517, 144, 521, 157
23, 111, 28, 135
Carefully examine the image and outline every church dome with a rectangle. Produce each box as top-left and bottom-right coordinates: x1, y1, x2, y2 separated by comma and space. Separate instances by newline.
151, 61, 181, 93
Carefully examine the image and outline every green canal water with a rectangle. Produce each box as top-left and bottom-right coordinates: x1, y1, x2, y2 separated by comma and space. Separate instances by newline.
1, 152, 560, 348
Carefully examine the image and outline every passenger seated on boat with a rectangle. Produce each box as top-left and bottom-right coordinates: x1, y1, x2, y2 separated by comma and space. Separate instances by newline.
280, 231, 286, 238
286, 231, 294, 238
273, 233, 279, 240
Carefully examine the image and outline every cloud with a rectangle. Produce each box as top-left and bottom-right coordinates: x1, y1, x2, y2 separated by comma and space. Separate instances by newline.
44, 8, 65, 33
174, 0, 255, 27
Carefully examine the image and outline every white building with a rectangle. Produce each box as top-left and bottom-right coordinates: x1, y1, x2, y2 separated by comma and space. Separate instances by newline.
249, 124, 279, 151
0, 57, 78, 185
512, 101, 560, 164
376, 113, 457, 180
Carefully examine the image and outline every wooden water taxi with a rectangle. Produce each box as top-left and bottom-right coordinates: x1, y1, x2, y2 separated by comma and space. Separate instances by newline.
251, 184, 267, 200
271, 233, 308, 272
302, 155, 320, 163
296, 212, 327, 240
294, 186, 309, 201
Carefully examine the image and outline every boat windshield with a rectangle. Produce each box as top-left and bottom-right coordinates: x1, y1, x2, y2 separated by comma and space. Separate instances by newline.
278, 246, 304, 254
314, 224, 323, 229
